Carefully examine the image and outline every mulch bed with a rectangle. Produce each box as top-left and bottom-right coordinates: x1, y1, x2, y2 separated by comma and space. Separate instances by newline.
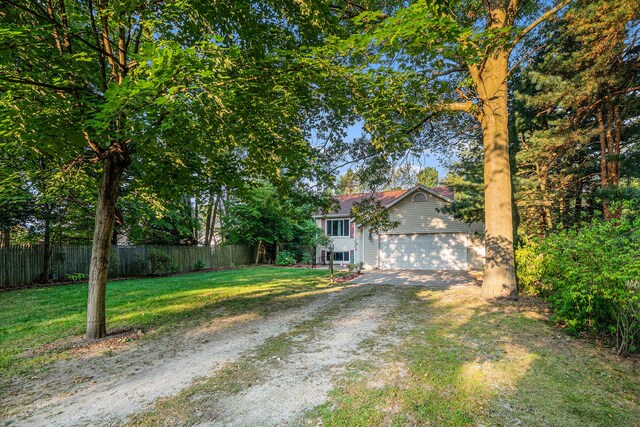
333, 272, 363, 283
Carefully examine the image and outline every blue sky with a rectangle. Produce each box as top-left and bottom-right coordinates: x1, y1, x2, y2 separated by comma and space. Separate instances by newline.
341, 123, 451, 181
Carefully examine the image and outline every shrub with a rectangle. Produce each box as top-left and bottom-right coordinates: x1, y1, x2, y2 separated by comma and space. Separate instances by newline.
515, 242, 548, 295
517, 216, 640, 355
132, 253, 146, 274
613, 280, 640, 355
148, 248, 174, 275
193, 260, 206, 271
276, 250, 296, 266
300, 253, 313, 265
65, 272, 87, 282
347, 262, 364, 274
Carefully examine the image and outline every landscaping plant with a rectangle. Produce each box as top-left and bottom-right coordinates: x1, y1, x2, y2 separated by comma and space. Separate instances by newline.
193, 260, 206, 271
517, 215, 640, 355
148, 249, 175, 276
276, 250, 297, 266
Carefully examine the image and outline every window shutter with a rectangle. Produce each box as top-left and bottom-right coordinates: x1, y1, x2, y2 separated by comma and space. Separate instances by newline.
321, 219, 326, 234
321, 250, 326, 264
350, 222, 355, 238
349, 250, 354, 263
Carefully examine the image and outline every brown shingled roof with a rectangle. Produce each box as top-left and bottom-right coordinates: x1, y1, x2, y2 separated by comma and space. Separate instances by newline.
431, 186, 454, 200
324, 186, 454, 216
331, 190, 407, 215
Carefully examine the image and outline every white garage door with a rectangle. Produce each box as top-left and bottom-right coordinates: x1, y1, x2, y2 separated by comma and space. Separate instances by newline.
379, 233, 468, 270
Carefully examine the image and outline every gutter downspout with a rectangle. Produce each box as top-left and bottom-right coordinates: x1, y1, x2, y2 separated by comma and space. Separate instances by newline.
361, 225, 365, 266
377, 234, 380, 270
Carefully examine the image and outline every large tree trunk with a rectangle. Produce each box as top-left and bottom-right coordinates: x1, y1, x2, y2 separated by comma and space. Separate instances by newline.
475, 51, 517, 299
86, 155, 126, 340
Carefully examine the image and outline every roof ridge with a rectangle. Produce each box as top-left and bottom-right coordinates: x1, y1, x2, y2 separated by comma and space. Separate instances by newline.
316, 186, 454, 217
334, 189, 407, 198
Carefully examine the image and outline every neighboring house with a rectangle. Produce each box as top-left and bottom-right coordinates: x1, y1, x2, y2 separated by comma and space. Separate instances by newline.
313, 185, 485, 270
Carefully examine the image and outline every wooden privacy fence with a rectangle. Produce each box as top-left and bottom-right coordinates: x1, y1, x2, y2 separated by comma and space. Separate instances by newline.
0, 244, 254, 289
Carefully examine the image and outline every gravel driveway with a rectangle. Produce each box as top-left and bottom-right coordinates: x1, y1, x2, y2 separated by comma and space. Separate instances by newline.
350, 269, 482, 288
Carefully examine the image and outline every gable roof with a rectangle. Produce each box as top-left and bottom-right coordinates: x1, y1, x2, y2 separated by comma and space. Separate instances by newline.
330, 190, 408, 216
431, 186, 454, 200
315, 186, 453, 218
383, 185, 453, 210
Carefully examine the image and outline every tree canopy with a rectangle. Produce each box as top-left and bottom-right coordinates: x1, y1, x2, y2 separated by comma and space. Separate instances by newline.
0, 0, 354, 338
1, 0, 639, 337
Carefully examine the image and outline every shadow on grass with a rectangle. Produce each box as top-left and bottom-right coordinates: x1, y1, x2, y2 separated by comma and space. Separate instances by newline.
0, 267, 337, 380
314, 287, 640, 427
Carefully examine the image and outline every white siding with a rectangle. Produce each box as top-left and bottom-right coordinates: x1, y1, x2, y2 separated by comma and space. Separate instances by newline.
386, 192, 484, 235
361, 225, 380, 269
315, 217, 356, 264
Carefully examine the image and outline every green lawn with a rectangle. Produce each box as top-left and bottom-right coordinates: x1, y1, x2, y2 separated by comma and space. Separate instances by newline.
311, 287, 640, 427
0, 266, 330, 382
3, 268, 639, 426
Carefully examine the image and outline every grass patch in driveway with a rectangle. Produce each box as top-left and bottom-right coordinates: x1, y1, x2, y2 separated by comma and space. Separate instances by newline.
310, 287, 640, 427
0, 266, 329, 383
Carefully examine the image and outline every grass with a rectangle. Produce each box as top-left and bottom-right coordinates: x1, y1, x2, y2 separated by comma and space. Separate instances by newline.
4, 269, 640, 426
0, 266, 330, 383
309, 287, 640, 427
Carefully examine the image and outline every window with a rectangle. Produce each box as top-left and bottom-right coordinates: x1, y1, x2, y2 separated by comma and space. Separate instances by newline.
327, 219, 350, 236
412, 192, 427, 202
332, 251, 350, 262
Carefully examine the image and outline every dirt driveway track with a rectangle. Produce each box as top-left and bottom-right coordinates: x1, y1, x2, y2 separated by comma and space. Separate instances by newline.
2, 271, 474, 427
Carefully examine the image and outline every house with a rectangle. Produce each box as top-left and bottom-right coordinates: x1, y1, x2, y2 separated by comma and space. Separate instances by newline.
313, 185, 485, 270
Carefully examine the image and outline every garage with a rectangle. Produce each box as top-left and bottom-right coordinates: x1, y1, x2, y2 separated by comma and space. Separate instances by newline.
379, 233, 468, 270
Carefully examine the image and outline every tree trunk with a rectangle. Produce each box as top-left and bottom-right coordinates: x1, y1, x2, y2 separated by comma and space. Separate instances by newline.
475, 52, 517, 299
613, 105, 621, 185
204, 195, 213, 247
573, 181, 583, 224
40, 214, 52, 283
218, 191, 227, 244
597, 106, 622, 220
0, 229, 9, 248
86, 155, 126, 340
204, 193, 219, 247
597, 109, 610, 218
1, 229, 8, 247
537, 163, 553, 232
209, 195, 219, 245
193, 196, 199, 244
255, 240, 262, 264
